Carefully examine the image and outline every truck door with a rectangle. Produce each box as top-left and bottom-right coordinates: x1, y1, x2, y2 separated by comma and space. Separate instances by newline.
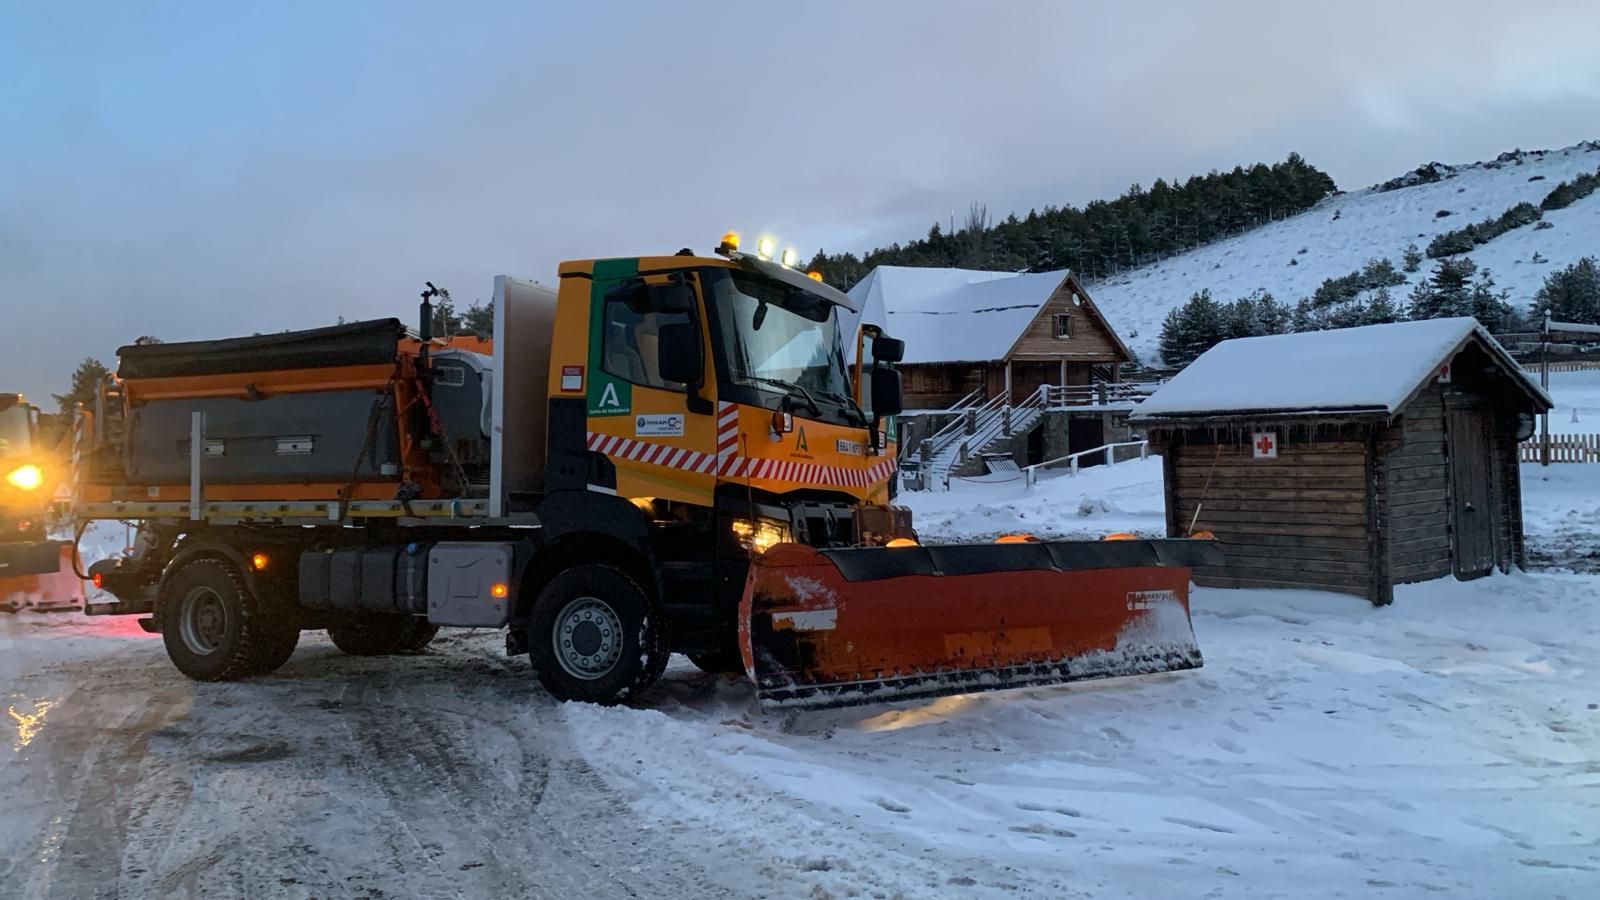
583, 264, 719, 506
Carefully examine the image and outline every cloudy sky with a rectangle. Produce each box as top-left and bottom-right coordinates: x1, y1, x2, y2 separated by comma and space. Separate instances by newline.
5, 1, 1599, 403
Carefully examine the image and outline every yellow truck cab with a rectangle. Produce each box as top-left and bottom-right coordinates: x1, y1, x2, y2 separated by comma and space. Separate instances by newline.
534, 241, 908, 674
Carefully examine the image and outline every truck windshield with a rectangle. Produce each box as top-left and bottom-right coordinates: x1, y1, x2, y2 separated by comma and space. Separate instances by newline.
708, 270, 852, 405
0, 406, 30, 459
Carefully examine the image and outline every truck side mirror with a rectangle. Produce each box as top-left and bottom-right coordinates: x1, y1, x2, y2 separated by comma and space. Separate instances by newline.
870, 367, 903, 418
871, 335, 905, 364
657, 322, 702, 387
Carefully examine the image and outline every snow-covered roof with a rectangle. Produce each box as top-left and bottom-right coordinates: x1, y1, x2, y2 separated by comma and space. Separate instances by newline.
1133, 317, 1551, 421
843, 266, 1072, 364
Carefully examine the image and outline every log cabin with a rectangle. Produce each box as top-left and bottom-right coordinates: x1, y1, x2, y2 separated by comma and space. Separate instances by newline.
1131, 318, 1551, 605
844, 266, 1133, 409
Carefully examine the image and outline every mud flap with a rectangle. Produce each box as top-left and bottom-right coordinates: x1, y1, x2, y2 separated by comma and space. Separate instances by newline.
0, 541, 87, 612
738, 540, 1218, 710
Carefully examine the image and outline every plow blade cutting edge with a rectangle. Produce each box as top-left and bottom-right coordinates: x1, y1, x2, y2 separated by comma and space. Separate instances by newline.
738, 539, 1221, 710
0, 541, 86, 612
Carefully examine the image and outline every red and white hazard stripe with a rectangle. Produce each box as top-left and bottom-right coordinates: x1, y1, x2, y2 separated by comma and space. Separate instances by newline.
587, 399, 897, 489
584, 432, 720, 474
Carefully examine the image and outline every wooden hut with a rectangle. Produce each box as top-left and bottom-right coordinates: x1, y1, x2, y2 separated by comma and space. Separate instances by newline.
1132, 318, 1551, 605
844, 266, 1133, 409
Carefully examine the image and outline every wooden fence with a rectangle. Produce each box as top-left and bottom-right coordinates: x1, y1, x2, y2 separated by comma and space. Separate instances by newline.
1532, 360, 1600, 374
1520, 434, 1600, 463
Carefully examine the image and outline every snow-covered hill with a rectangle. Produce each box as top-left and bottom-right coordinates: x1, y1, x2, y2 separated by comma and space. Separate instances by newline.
1091, 142, 1600, 364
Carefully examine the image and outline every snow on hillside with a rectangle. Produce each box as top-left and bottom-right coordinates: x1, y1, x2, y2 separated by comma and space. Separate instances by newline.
1091, 142, 1600, 364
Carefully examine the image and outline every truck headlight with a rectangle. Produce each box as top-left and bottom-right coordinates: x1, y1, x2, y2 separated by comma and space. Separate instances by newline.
5, 464, 43, 491
731, 518, 789, 555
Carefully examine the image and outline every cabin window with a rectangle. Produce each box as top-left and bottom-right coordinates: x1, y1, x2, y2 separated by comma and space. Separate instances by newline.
600, 290, 690, 391
1052, 313, 1072, 339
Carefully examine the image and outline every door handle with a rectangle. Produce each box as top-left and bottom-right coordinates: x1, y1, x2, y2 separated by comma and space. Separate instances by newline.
1464, 502, 1475, 512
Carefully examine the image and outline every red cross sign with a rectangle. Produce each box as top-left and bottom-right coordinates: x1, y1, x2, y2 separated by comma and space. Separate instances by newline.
1252, 432, 1278, 460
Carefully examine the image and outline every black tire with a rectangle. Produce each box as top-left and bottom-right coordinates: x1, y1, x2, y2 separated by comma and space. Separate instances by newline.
327, 613, 435, 656
403, 620, 440, 652
251, 625, 300, 675
527, 564, 668, 704
160, 558, 294, 682
686, 646, 744, 676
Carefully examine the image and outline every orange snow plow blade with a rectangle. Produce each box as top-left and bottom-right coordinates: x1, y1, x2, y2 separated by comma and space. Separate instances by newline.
0, 541, 86, 613
738, 539, 1219, 710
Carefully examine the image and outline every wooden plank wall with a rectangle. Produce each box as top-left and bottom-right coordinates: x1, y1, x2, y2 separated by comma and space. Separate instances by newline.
1380, 383, 1453, 585
1009, 282, 1124, 362
1161, 427, 1376, 599
902, 363, 990, 409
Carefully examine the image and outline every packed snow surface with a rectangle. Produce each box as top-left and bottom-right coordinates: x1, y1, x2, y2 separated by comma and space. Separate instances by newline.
6, 385, 1600, 896
1134, 317, 1544, 419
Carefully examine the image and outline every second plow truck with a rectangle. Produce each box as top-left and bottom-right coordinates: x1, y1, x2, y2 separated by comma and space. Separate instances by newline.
80, 236, 1216, 708
0, 392, 83, 612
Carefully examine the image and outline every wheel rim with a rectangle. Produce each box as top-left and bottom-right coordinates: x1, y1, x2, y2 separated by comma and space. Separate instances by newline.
179, 586, 228, 655
551, 596, 624, 681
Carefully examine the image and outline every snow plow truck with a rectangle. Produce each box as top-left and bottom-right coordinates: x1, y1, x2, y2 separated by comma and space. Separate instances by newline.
77, 237, 1217, 708
0, 393, 84, 612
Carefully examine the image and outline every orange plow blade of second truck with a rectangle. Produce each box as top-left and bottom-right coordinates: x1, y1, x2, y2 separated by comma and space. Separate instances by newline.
738, 539, 1221, 710
0, 541, 86, 613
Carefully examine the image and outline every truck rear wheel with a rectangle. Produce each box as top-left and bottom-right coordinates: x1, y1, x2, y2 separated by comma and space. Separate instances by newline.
528, 564, 668, 704
327, 613, 437, 656
160, 558, 295, 682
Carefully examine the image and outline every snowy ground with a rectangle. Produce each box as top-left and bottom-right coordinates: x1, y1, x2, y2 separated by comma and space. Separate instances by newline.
1541, 369, 1600, 435
906, 457, 1167, 542
6, 460, 1600, 898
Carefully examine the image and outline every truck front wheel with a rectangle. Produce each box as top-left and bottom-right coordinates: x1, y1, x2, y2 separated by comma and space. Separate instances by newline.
528, 564, 668, 704
160, 558, 296, 681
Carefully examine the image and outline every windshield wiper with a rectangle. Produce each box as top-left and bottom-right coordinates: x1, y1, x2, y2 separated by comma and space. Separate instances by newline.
745, 375, 822, 416
819, 390, 868, 426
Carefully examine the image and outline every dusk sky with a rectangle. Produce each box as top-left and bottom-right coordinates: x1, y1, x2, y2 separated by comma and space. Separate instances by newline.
5, 1, 1599, 403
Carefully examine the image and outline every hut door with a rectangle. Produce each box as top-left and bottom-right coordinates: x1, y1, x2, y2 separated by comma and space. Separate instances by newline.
1446, 408, 1495, 579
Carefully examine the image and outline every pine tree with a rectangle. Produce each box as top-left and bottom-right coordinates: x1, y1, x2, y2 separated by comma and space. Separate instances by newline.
1325, 300, 1370, 329
1408, 257, 1479, 320
1255, 290, 1291, 335
1158, 289, 1227, 367
429, 297, 462, 336
461, 301, 494, 337
53, 358, 111, 417
1532, 257, 1600, 324
1222, 294, 1263, 340
1467, 271, 1513, 330
1366, 287, 1401, 324
1402, 244, 1423, 273
1291, 298, 1323, 332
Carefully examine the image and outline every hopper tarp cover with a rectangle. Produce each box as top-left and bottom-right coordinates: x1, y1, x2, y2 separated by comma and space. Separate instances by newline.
117, 318, 406, 379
